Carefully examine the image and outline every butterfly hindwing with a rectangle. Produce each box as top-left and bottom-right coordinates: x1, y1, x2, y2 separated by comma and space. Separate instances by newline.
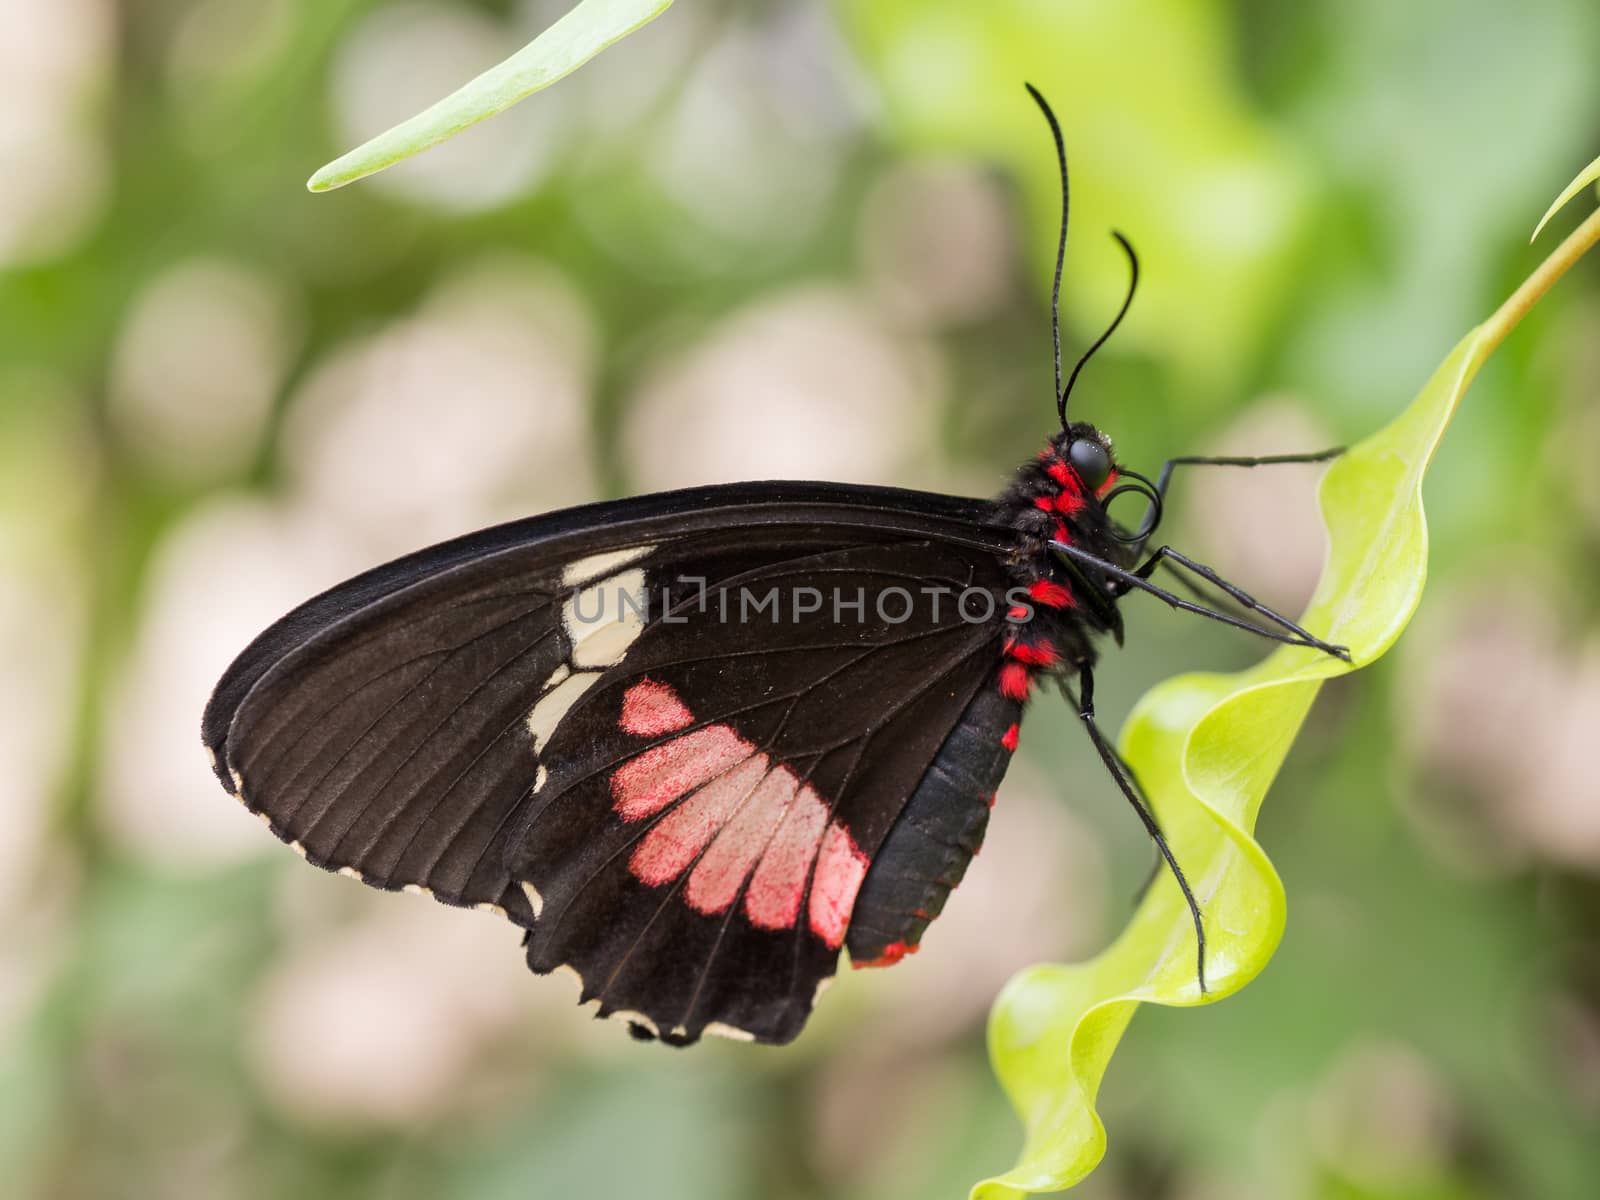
513, 539, 1010, 1044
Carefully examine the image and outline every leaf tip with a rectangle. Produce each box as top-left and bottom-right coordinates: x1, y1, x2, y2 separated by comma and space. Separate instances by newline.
1531, 151, 1600, 242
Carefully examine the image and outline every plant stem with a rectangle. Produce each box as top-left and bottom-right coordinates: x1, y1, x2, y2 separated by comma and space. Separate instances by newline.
1480, 204, 1600, 358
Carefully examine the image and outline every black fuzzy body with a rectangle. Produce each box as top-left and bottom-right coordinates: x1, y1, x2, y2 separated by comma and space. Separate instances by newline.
844, 425, 1135, 967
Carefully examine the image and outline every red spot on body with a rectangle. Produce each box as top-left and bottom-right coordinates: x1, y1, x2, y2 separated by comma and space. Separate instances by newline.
1045, 460, 1072, 487
610, 726, 754, 820
1007, 604, 1030, 621
1097, 469, 1119, 497
852, 940, 917, 969
1053, 489, 1087, 516
1033, 495, 1055, 513
1007, 639, 1058, 667
1053, 521, 1069, 542
810, 822, 869, 948
1029, 579, 1073, 609
998, 662, 1031, 701
619, 679, 694, 737
1001, 723, 1019, 753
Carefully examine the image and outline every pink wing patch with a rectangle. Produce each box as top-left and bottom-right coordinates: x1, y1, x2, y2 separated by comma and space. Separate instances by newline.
612, 680, 870, 944
744, 787, 830, 931
809, 822, 869, 948
610, 726, 754, 821
620, 678, 695, 736
685, 768, 798, 914
629, 755, 770, 886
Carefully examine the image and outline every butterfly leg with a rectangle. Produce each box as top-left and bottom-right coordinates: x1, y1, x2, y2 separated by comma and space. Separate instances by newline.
1064, 665, 1208, 993
1131, 545, 1348, 659
1126, 447, 1345, 556
1049, 541, 1348, 658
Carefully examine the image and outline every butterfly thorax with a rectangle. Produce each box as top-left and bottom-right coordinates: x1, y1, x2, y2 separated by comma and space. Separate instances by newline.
989, 424, 1134, 698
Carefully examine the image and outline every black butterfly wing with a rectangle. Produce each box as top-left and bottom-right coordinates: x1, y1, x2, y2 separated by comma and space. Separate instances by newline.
203, 482, 1019, 1043
511, 538, 1013, 1044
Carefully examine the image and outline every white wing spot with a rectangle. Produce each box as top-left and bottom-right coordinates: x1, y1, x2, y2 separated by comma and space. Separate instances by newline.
337, 866, 362, 881
475, 902, 506, 917
527, 669, 600, 749
562, 567, 649, 669
611, 1009, 660, 1037
521, 880, 545, 918
704, 1022, 756, 1043
289, 841, 308, 859
561, 545, 654, 589
402, 884, 431, 898
533, 765, 549, 795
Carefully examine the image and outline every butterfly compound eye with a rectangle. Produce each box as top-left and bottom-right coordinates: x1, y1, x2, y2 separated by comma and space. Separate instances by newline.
1068, 439, 1111, 490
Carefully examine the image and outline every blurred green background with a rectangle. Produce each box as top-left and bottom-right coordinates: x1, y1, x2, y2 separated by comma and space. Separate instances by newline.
3, 1, 1600, 1197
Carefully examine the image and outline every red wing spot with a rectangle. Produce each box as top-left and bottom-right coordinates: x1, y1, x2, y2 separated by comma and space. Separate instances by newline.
1001, 723, 1019, 753
809, 822, 868, 949
744, 783, 829, 930
853, 940, 918, 969
620, 679, 694, 736
610, 726, 755, 820
1028, 579, 1073, 609
987, 791, 997, 808
630, 756, 770, 885
998, 662, 1031, 701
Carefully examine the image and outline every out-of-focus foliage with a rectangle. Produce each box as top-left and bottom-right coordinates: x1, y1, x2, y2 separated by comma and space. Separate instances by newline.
836, 0, 1311, 396
2, 2, 1599, 1199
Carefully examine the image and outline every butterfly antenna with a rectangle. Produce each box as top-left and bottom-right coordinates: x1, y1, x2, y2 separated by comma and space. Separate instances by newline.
1061, 231, 1139, 421
1024, 83, 1069, 422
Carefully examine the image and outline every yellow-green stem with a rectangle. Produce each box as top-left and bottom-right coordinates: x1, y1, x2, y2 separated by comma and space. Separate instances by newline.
1482, 205, 1600, 357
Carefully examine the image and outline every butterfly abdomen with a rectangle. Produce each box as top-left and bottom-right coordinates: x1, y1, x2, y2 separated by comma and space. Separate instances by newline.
846, 680, 1022, 967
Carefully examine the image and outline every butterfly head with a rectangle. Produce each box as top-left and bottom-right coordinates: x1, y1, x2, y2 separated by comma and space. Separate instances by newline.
1056, 422, 1115, 493
1041, 422, 1164, 546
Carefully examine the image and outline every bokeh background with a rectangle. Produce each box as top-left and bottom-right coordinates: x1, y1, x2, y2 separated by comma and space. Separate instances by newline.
4, 1, 1600, 1197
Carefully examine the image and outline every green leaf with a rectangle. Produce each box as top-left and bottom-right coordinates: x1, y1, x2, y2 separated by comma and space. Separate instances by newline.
306, 0, 673, 193
975, 190, 1600, 1197
1531, 151, 1600, 241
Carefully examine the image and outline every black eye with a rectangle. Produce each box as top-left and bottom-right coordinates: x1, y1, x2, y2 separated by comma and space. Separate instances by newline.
1068, 439, 1111, 490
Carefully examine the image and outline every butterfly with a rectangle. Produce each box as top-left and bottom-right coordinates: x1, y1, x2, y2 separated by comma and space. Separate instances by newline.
202, 87, 1348, 1047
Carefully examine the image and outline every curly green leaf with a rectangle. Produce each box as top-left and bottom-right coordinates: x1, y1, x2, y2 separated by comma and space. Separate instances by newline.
307, 0, 672, 193
976, 186, 1600, 1198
